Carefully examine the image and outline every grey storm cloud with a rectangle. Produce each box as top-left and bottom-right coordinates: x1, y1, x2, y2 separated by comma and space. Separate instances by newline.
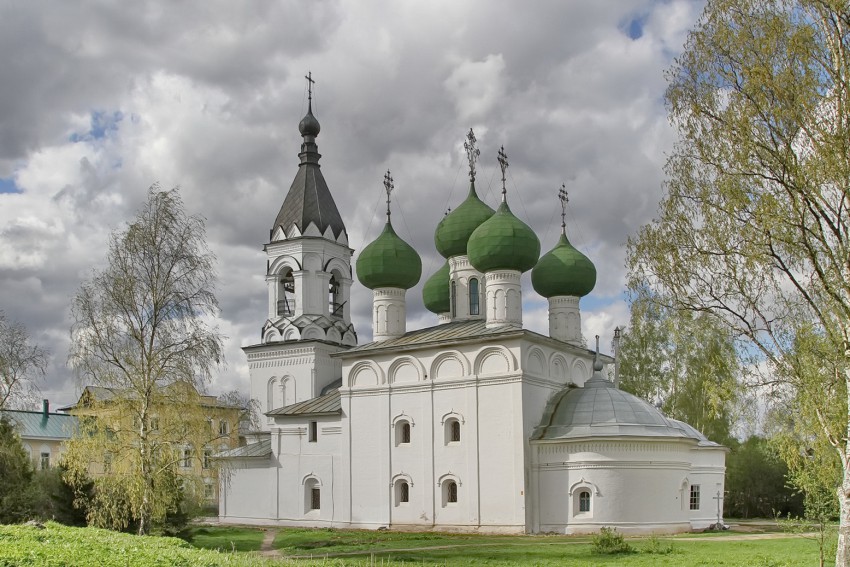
0, 0, 704, 408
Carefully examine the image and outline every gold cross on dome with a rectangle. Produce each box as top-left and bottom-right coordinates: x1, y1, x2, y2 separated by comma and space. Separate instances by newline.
497, 146, 508, 197
464, 128, 480, 182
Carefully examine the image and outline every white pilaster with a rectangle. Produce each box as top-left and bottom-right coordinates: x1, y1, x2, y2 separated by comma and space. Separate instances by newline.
548, 295, 582, 345
483, 270, 522, 328
373, 287, 407, 341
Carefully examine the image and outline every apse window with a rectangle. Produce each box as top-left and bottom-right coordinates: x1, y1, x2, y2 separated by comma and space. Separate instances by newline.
395, 420, 411, 446
578, 490, 591, 513
445, 418, 461, 444
308, 421, 318, 442
311, 488, 321, 510
445, 480, 458, 504
690, 484, 700, 510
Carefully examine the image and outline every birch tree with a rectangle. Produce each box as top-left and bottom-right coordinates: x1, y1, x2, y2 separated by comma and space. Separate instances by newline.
65, 186, 224, 535
0, 313, 48, 409
628, 1, 850, 562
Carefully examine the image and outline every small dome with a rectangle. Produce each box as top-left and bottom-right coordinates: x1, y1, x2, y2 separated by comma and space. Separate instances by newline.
356, 222, 422, 290
531, 233, 596, 298
298, 107, 321, 137
434, 181, 494, 259
532, 364, 712, 442
467, 201, 540, 273
422, 261, 451, 314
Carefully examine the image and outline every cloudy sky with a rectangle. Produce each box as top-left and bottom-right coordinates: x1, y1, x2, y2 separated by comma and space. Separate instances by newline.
0, 0, 704, 408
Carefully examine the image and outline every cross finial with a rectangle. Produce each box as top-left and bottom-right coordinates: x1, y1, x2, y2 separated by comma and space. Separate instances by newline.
464, 128, 480, 182
305, 72, 315, 102
558, 184, 569, 234
383, 170, 394, 221
497, 146, 509, 199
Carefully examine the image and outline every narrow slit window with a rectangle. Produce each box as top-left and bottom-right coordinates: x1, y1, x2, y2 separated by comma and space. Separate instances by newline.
469, 278, 479, 315
309, 421, 318, 442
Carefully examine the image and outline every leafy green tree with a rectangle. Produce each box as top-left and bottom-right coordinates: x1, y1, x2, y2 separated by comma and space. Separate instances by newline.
627, 1, 850, 563
725, 436, 803, 518
618, 293, 740, 444
65, 186, 224, 535
0, 416, 34, 523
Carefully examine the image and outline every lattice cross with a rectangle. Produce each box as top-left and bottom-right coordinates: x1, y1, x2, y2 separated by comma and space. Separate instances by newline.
497, 146, 509, 196
464, 128, 480, 182
383, 170, 394, 219
559, 184, 569, 231
305, 71, 315, 101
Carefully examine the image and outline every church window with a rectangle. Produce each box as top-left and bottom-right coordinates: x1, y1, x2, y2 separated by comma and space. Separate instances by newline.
690, 484, 700, 510
395, 480, 410, 505
278, 271, 296, 316
446, 481, 458, 504
579, 490, 591, 512
40, 452, 50, 470
395, 420, 411, 446
450, 281, 457, 317
445, 418, 461, 444
308, 421, 318, 442
304, 477, 321, 513
469, 278, 480, 315
310, 488, 321, 510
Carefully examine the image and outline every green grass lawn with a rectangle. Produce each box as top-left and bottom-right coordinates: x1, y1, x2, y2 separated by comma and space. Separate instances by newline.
185, 525, 266, 552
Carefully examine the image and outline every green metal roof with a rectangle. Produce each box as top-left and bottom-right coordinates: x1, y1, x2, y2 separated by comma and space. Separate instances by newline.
422, 260, 451, 314
356, 221, 422, 290
2, 410, 78, 440
467, 200, 540, 273
266, 389, 341, 416
434, 181, 494, 259
531, 233, 597, 298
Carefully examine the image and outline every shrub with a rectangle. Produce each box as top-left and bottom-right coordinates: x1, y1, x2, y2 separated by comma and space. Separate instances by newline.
642, 534, 675, 554
591, 527, 633, 554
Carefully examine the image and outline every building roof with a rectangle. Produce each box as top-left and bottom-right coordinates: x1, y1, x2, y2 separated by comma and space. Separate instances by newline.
217, 438, 272, 459
2, 410, 78, 440
59, 384, 243, 412
532, 362, 720, 446
267, 389, 341, 417
270, 105, 346, 242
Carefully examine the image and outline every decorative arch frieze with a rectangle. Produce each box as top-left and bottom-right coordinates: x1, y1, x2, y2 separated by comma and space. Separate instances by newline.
568, 477, 601, 496
430, 351, 470, 379
525, 347, 547, 376
388, 356, 424, 384
474, 346, 515, 375
347, 361, 383, 387
549, 353, 569, 383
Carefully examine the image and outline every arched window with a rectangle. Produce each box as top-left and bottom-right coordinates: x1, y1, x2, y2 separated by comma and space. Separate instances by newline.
395, 480, 410, 505
278, 270, 295, 316
329, 274, 342, 317
446, 481, 458, 504
469, 278, 479, 315
445, 418, 461, 444
395, 420, 411, 446
304, 478, 321, 513
450, 280, 457, 317
579, 490, 591, 512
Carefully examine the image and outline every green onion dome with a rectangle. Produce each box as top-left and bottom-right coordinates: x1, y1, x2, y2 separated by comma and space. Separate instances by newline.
467, 200, 540, 273
531, 233, 596, 298
434, 181, 494, 259
422, 260, 451, 314
356, 221, 422, 290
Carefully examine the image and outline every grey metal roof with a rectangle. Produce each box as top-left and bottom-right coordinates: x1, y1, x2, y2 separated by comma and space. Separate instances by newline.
271, 122, 346, 241
342, 320, 523, 354
267, 389, 341, 416
532, 371, 714, 443
217, 439, 271, 459
2, 410, 78, 440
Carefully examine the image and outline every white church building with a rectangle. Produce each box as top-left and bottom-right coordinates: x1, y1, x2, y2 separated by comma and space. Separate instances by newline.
218, 86, 726, 534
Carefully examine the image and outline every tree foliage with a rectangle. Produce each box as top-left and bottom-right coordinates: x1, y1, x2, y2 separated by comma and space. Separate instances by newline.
618, 293, 741, 444
627, 0, 850, 563
65, 186, 224, 535
725, 436, 803, 518
0, 416, 34, 523
0, 312, 48, 410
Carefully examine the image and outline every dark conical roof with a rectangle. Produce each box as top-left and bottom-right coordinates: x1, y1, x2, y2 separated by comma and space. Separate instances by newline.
270, 104, 346, 241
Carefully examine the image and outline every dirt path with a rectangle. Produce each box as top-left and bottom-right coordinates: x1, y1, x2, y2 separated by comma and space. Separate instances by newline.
262, 531, 817, 560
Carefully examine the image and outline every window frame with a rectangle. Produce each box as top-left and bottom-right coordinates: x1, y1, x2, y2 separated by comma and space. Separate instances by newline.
578, 490, 591, 512
689, 484, 700, 510
310, 487, 321, 510
40, 451, 50, 470
469, 277, 480, 315
308, 421, 318, 442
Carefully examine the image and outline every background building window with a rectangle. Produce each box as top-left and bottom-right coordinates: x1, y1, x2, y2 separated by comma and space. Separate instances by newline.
308, 421, 318, 442
203, 449, 213, 469
204, 483, 214, 499
40, 452, 50, 470
219, 420, 229, 436
579, 490, 591, 512
181, 447, 192, 468
469, 278, 480, 315
690, 484, 700, 510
